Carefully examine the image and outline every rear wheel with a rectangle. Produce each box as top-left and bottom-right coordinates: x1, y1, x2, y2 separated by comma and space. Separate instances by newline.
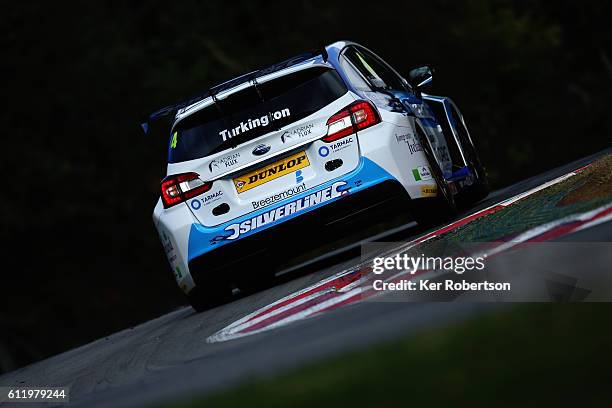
187, 283, 232, 312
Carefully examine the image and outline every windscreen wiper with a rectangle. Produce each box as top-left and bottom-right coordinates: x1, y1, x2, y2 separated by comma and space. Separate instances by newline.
252, 77, 265, 103
210, 93, 239, 149
251, 77, 281, 132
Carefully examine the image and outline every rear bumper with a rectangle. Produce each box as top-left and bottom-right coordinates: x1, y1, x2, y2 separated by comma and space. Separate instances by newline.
186, 157, 398, 271
188, 178, 411, 286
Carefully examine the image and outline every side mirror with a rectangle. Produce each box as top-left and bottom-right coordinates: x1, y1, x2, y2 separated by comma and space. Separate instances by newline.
407, 66, 433, 91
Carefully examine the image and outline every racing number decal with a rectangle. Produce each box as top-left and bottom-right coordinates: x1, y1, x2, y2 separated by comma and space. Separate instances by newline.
170, 131, 178, 149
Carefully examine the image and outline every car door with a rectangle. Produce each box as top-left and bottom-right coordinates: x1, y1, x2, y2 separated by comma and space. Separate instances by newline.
339, 45, 454, 178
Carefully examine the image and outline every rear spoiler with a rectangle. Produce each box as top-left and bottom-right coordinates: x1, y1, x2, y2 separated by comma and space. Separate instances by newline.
140, 70, 257, 135
140, 51, 325, 135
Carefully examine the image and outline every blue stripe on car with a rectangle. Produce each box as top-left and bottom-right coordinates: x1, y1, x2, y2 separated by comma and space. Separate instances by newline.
187, 157, 394, 262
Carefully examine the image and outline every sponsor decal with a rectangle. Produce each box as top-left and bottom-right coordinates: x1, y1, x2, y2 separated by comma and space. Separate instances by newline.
295, 169, 304, 183
225, 181, 347, 240
420, 185, 438, 197
280, 123, 314, 143
190, 190, 224, 210
219, 108, 291, 141
407, 139, 423, 154
209, 152, 240, 171
252, 183, 307, 210
395, 132, 411, 143
412, 166, 433, 181
319, 137, 353, 157
396, 132, 422, 154
252, 144, 271, 156
203, 191, 223, 203
233, 151, 310, 193
329, 137, 353, 153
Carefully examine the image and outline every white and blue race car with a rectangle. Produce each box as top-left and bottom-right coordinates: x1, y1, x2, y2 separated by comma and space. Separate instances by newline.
145, 41, 488, 310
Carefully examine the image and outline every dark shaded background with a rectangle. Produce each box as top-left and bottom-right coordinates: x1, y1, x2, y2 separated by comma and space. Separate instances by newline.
1, 0, 611, 373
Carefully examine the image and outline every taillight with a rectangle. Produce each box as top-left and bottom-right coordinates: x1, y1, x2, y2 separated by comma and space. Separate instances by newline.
323, 100, 380, 142
161, 172, 212, 208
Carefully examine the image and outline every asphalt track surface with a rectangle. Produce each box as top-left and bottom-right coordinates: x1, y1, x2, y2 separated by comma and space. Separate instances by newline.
1, 149, 610, 408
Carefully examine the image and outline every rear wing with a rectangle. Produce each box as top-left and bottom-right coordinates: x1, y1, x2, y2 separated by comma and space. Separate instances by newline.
140, 52, 324, 135
140, 70, 256, 135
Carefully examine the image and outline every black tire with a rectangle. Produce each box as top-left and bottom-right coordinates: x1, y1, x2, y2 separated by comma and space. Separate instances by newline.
410, 123, 457, 227
186, 284, 232, 312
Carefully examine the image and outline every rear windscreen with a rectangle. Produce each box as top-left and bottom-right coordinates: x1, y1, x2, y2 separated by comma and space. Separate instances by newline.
168, 66, 347, 163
